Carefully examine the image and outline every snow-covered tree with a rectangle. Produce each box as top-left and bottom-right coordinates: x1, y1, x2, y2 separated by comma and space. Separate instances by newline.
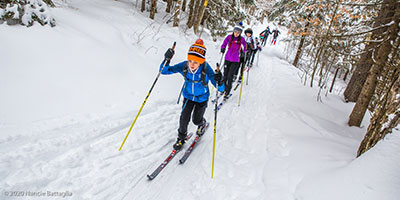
0, 0, 55, 27
269, 0, 400, 156
348, 0, 399, 127
203, 0, 247, 39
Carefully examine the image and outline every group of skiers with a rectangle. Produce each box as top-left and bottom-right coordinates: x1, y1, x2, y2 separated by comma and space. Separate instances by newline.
259, 25, 281, 46
160, 23, 280, 150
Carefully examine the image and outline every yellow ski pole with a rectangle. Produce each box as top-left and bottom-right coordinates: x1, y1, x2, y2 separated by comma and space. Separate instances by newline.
211, 63, 220, 179
119, 42, 176, 151
238, 52, 247, 107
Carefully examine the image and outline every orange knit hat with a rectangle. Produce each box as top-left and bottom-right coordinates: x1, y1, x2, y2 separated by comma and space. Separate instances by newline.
187, 39, 206, 64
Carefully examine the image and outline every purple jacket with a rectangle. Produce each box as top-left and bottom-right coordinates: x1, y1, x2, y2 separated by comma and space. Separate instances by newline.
221, 34, 247, 62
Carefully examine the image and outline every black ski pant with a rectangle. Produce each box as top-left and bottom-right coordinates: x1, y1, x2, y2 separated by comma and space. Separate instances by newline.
223, 60, 240, 95
235, 55, 246, 80
178, 98, 207, 139
247, 50, 256, 66
262, 35, 269, 46
236, 52, 254, 80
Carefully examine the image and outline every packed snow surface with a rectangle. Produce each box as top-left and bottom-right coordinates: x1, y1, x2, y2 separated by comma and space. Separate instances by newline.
1, 0, 399, 199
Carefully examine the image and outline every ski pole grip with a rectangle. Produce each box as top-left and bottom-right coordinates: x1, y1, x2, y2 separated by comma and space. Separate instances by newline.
216, 63, 220, 72
172, 41, 176, 50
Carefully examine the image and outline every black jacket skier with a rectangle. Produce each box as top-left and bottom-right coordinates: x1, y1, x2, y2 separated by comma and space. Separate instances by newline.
271, 29, 280, 45
259, 26, 271, 47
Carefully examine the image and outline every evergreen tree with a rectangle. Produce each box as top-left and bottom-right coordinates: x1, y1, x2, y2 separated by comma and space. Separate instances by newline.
0, 0, 56, 27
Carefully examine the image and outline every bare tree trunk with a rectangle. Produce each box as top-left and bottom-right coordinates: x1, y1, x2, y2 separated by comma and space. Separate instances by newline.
310, 3, 338, 87
166, 0, 173, 13
348, 6, 399, 127
182, 0, 187, 12
357, 14, 400, 155
343, 46, 374, 102
310, 44, 325, 87
150, 0, 157, 19
173, 0, 182, 27
329, 67, 340, 93
194, 0, 207, 34
318, 49, 329, 87
199, 13, 209, 37
344, 0, 395, 102
293, 34, 306, 67
141, 0, 146, 12
357, 75, 400, 156
343, 68, 349, 81
186, 0, 195, 28
293, 15, 311, 68
191, 0, 201, 29
249, 5, 254, 15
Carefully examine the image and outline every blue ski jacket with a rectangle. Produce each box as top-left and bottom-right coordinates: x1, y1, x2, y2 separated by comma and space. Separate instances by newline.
159, 60, 225, 103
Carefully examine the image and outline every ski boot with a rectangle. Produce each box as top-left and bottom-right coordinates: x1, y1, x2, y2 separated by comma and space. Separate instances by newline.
197, 121, 210, 136
173, 138, 185, 151
223, 93, 230, 101
238, 75, 243, 83
232, 75, 237, 82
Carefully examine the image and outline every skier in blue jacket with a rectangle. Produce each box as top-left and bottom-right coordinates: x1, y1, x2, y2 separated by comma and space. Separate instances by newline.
160, 39, 225, 150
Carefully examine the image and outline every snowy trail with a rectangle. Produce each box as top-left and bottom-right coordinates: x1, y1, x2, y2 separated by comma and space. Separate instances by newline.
1, 101, 186, 199
3, 1, 399, 199
122, 44, 292, 200
1, 43, 359, 200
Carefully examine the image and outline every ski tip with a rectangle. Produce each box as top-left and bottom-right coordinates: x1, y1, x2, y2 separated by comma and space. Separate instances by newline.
179, 159, 184, 164
147, 174, 154, 180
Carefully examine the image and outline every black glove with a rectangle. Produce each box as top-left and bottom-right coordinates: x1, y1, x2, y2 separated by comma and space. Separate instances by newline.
240, 51, 245, 58
221, 48, 225, 54
164, 48, 174, 60
214, 70, 222, 85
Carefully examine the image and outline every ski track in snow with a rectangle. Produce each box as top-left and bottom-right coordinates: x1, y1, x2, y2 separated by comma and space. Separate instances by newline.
0, 45, 289, 200
1, 43, 363, 200
0, 101, 184, 199
123, 46, 298, 200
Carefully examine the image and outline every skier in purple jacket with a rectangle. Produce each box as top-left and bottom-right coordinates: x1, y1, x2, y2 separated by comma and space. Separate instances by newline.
220, 25, 247, 100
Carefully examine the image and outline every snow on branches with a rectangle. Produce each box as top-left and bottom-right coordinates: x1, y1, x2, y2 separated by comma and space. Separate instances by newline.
0, 0, 56, 27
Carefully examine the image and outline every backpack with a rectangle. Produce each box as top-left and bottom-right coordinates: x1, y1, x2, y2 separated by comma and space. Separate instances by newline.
183, 62, 208, 87
246, 37, 254, 49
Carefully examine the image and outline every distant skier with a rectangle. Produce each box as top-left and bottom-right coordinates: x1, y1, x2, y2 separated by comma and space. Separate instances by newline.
220, 24, 247, 100
271, 28, 280, 45
160, 39, 224, 150
255, 37, 262, 52
254, 37, 262, 67
259, 26, 271, 47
